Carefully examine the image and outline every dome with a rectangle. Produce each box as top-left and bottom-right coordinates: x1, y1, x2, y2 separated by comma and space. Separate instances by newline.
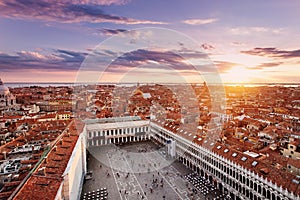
133, 88, 143, 96
0, 79, 10, 96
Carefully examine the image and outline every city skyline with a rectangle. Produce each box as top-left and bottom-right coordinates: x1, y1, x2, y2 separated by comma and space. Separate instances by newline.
0, 0, 299, 83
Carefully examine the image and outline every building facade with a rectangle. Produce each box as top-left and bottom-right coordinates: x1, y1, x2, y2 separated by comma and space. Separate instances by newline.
0, 79, 16, 113
85, 117, 151, 147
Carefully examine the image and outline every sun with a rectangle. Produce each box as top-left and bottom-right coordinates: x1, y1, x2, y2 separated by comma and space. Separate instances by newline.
224, 66, 253, 83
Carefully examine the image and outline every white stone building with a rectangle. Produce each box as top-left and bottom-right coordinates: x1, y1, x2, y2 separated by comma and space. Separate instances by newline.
0, 78, 16, 113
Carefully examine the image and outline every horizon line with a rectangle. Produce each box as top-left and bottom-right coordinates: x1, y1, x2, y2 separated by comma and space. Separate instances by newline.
4, 82, 300, 85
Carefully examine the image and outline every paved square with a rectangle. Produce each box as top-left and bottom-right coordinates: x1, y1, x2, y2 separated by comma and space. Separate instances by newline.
81, 141, 226, 200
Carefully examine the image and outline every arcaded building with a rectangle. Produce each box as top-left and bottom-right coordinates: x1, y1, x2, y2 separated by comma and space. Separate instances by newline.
85, 116, 151, 147
85, 117, 300, 200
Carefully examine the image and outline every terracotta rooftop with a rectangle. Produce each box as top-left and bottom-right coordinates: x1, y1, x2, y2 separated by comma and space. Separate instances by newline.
0, 120, 71, 199
13, 119, 84, 200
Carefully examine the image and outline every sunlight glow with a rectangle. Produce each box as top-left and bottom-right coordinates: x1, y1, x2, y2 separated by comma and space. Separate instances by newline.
223, 66, 253, 83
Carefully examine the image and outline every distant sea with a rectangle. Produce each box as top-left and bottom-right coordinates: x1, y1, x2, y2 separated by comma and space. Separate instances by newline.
5, 82, 300, 88
6, 82, 77, 88
223, 83, 300, 87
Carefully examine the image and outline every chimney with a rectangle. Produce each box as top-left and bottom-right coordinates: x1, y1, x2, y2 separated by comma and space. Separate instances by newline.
3, 151, 6, 160
54, 146, 57, 151
31, 145, 35, 153
39, 167, 46, 176
13, 174, 19, 181
45, 156, 48, 164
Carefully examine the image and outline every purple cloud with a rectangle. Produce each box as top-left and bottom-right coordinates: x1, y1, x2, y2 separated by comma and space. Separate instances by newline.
0, 49, 87, 72
113, 49, 210, 70
0, 48, 218, 76
201, 43, 215, 51
0, 0, 166, 24
250, 62, 283, 70
99, 48, 221, 76
241, 47, 300, 58
98, 28, 128, 35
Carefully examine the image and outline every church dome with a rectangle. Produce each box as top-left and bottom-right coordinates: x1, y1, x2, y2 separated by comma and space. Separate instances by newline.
133, 88, 143, 96
0, 79, 10, 96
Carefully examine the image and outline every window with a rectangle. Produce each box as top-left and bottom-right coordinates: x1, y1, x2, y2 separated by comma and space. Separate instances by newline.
292, 179, 299, 184
224, 149, 229, 153
232, 153, 238, 157
217, 145, 222, 149
252, 161, 258, 167
241, 156, 247, 161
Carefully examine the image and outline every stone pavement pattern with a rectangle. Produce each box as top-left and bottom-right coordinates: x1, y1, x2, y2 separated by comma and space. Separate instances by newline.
82, 141, 226, 200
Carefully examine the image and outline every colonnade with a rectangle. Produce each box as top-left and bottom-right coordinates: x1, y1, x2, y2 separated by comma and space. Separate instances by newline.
87, 125, 150, 146
150, 122, 297, 200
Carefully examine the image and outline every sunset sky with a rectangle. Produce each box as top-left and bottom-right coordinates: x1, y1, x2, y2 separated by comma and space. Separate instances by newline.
0, 0, 299, 83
